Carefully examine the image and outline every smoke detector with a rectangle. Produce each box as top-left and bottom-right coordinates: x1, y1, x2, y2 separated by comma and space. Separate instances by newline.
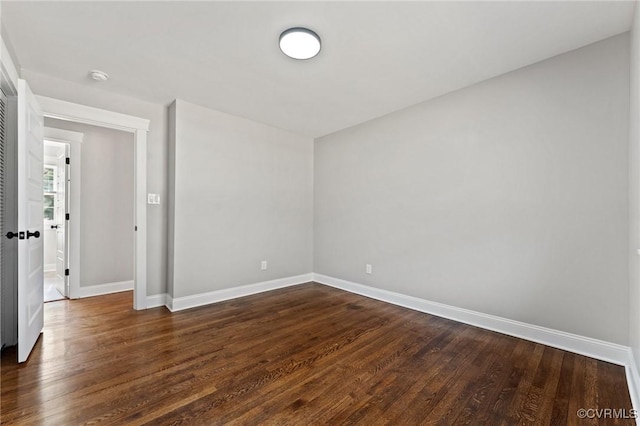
89, 70, 109, 82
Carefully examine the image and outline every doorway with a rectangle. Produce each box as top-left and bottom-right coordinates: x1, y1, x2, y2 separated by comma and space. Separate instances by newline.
45, 119, 134, 300
43, 140, 69, 302
36, 95, 149, 310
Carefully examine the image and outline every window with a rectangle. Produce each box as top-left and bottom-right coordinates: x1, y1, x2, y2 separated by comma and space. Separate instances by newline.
44, 165, 57, 223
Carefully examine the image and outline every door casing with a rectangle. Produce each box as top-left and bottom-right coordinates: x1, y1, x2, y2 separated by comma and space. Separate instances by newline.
43, 128, 82, 300
36, 96, 150, 310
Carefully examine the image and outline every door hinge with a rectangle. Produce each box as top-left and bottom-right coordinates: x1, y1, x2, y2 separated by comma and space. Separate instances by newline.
65, 213, 70, 220
65, 269, 69, 276
65, 157, 70, 165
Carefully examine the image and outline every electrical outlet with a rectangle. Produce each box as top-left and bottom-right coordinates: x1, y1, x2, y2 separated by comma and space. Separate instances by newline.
366, 264, 372, 274
261, 260, 268, 270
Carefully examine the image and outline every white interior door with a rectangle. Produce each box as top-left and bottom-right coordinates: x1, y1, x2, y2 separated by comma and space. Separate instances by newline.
17, 79, 44, 363
55, 145, 68, 297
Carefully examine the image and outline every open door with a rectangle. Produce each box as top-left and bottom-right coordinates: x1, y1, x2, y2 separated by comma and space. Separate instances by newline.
54, 144, 68, 297
17, 79, 44, 363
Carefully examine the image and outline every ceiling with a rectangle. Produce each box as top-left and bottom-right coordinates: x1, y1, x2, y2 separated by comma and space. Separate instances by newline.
2, 1, 635, 138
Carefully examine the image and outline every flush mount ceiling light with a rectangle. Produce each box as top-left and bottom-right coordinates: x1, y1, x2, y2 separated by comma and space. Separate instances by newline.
89, 70, 109, 82
279, 27, 321, 60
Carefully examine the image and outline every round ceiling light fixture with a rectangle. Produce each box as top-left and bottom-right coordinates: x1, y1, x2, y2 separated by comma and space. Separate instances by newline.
89, 70, 109, 82
279, 27, 321, 60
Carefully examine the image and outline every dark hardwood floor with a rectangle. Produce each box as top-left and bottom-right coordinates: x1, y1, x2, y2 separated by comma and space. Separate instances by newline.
1, 283, 633, 425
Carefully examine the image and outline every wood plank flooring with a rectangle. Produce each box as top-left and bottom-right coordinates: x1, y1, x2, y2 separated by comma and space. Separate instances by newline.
1, 283, 634, 425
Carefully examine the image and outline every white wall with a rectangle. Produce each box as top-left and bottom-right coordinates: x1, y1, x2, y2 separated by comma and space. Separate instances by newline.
629, 3, 640, 372
21, 69, 167, 296
45, 118, 134, 287
168, 100, 313, 298
315, 34, 630, 345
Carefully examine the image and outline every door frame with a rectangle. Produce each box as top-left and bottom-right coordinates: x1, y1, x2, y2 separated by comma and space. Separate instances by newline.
43, 128, 82, 299
36, 96, 150, 310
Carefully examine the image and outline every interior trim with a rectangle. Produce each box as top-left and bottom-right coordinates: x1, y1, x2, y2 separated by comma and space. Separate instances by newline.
626, 350, 640, 416
313, 273, 629, 364
77, 280, 134, 299
146, 293, 167, 309
43, 126, 83, 300
163, 273, 314, 312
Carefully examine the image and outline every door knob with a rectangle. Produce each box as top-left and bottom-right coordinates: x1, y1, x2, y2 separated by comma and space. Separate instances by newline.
26, 230, 40, 239
5, 231, 18, 239
50, 225, 58, 229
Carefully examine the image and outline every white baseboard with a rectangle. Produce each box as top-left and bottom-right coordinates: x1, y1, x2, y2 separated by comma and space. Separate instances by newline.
626, 349, 640, 418
78, 280, 134, 298
313, 273, 630, 366
146, 293, 168, 309
166, 293, 174, 310
44, 264, 56, 272
167, 273, 314, 312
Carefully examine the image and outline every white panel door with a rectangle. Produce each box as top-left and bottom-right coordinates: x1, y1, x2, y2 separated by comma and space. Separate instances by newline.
17, 79, 44, 363
55, 145, 68, 297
